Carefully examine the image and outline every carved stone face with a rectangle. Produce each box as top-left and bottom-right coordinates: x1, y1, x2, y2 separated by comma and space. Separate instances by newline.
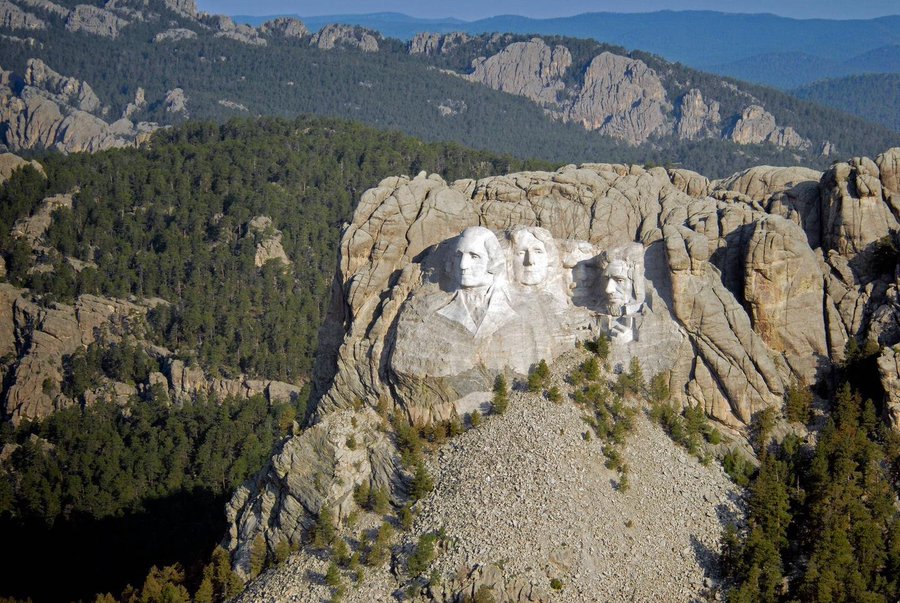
604, 259, 632, 308
513, 231, 549, 285
455, 228, 495, 289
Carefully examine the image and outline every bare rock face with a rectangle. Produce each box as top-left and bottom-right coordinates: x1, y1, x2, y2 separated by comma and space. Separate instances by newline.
259, 16, 307, 38
878, 345, 900, 429
163, 358, 304, 407
225, 409, 400, 580
0, 152, 44, 184
743, 216, 828, 382
726, 105, 810, 149
464, 38, 571, 108
821, 155, 899, 258
0, 59, 158, 153
153, 27, 196, 43
65, 4, 128, 38
675, 88, 720, 140
0, 0, 46, 30
713, 165, 823, 246
310, 23, 379, 52
569, 52, 671, 143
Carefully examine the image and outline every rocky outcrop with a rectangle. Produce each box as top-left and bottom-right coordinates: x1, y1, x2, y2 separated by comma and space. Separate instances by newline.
209, 14, 266, 46
0, 0, 46, 30
675, 89, 720, 140
742, 216, 828, 382
225, 409, 400, 579
162, 0, 196, 18
153, 27, 196, 43
163, 87, 187, 116
121, 87, 144, 119
821, 154, 899, 258
2, 289, 150, 423
463, 44, 669, 144
18, 0, 70, 19
464, 38, 571, 108
12, 192, 71, 247
65, 4, 127, 38
163, 359, 304, 406
244, 215, 290, 268
726, 105, 809, 149
310, 24, 379, 52
409, 31, 469, 55
0, 59, 158, 153
0, 152, 43, 184
259, 16, 307, 38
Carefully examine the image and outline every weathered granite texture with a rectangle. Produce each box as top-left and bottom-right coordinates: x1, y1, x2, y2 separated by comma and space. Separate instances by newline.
310, 23, 379, 52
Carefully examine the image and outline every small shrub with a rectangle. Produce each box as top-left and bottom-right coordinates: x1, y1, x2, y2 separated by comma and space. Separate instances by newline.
399, 503, 415, 530
370, 486, 391, 514
313, 506, 336, 548
469, 410, 482, 428
353, 482, 370, 508
547, 386, 562, 403
492, 374, 509, 414
345, 435, 357, 450
332, 538, 350, 567
325, 561, 341, 587
410, 461, 434, 501
722, 450, 755, 487
274, 539, 291, 564
550, 578, 564, 591
407, 533, 438, 576
648, 372, 670, 404
528, 359, 550, 391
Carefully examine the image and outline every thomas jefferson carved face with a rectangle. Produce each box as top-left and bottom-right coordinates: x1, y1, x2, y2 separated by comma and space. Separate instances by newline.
454, 227, 503, 289
512, 231, 549, 285
603, 259, 632, 309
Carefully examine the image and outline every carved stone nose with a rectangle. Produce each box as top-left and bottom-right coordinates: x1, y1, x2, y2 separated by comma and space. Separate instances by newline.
523, 250, 533, 265
605, 279, 617, 294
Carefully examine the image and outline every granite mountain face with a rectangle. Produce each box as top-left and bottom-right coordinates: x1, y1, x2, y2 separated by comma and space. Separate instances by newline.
225, 147, 900, 591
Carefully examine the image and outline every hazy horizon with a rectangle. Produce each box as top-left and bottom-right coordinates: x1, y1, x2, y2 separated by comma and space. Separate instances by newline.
197, 0, 899, 20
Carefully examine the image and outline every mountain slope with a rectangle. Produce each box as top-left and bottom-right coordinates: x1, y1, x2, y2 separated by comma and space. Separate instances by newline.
791, 74, 900, 132
1, 0, 898, 177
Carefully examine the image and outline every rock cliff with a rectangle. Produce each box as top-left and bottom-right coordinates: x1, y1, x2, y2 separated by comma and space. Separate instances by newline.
226, 148, 900, 577
0, 0, 46, 30
0, 59, 158, 153
65, 4, 128, 38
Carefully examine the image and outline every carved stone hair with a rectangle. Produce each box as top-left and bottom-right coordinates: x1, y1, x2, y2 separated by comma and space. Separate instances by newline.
508, 225, 559, 267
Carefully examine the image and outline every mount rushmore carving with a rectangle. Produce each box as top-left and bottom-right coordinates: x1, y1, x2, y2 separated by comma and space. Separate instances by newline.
389, 225, 645, 419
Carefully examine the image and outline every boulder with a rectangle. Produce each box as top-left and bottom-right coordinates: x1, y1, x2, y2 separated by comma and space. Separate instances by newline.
245, 215, 290, 268
164, 87, 187, 115
409, 31, 469, 55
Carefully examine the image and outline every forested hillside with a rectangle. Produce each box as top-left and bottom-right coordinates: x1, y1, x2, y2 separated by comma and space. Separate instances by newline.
0, 116, 551, 602
2, 0, 898, 176
792, 74, 900, 133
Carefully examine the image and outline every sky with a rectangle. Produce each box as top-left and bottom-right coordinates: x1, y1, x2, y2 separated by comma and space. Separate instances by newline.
197, 0, 900, 20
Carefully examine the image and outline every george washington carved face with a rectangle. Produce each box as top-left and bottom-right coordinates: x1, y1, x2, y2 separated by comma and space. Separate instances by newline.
453, 227, 504, 289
